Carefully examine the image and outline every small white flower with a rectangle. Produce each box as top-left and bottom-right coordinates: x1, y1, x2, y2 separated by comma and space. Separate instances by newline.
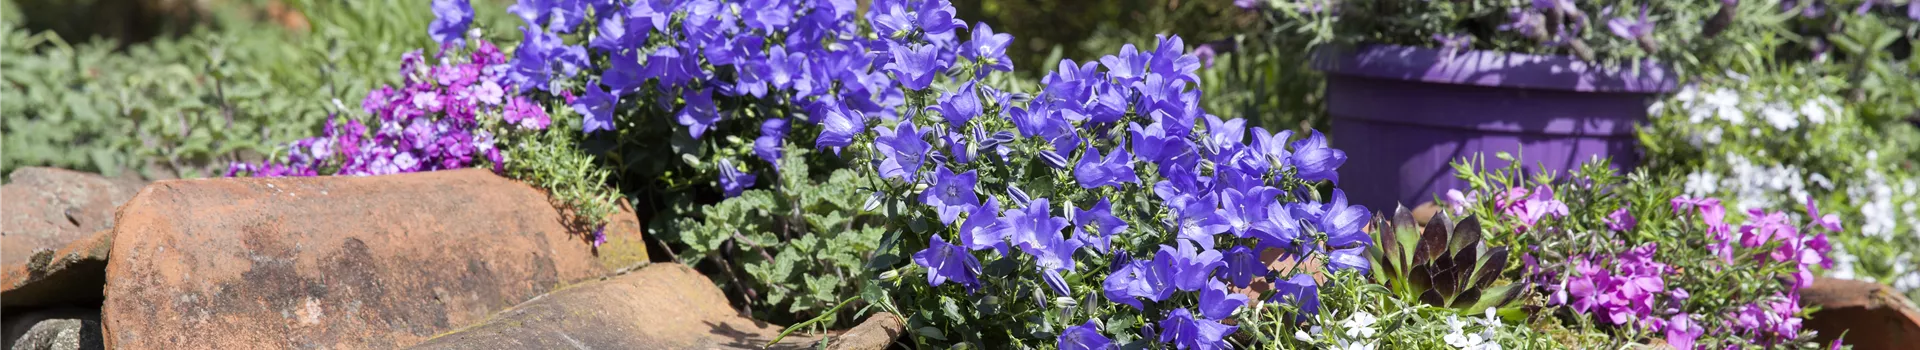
1477, 307, 1502, 328
1829, 244, 1858, 280
1726, 70, 1751, 82
1445, 332, 1485, 349
1761, 102, 1798, 131
1684, 171, 1720, 196
1444, 333, 1471, 348
1335, 338, 1376, 350
1894, 272, 1920, 294
1704, 88, 1745, 124
1800, 98, 1832, 125
1811, 173, 1834, 190
1673, 85, 1700, 103
1443, 315, 1468, 333
1341, 311, 1378, 338
1294, 325, 1322, 343
1701, 125, 1723, 144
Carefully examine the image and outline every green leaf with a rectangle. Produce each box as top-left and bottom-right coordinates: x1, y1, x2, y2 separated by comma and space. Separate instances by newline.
915, 327, 947, 341
939, 296, 966, 324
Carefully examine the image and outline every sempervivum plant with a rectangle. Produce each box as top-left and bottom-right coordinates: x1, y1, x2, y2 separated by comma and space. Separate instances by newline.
1368, 205, 1525, 311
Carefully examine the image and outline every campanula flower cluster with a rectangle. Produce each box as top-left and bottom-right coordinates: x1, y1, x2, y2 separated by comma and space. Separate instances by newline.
497, 0, 954, 199
882, 25, 1367, 350
226, 35, 544, 177
375, 0, 1373, 346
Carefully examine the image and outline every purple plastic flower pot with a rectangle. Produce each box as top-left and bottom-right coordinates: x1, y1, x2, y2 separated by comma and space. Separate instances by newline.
1316, 44, 1677, 210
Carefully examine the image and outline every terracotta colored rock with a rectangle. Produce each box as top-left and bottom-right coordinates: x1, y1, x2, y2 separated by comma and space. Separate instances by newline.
99, 169, 647, 349
826, 312, 906, 350
409, 264, 901, 350
2, 167, 144, 267
1412, 201, 1442, 226
0, 230, 111, 308
1800, 277, 1920, 350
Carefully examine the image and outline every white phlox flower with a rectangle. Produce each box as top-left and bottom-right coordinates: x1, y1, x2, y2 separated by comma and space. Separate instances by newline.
1760, 102, 1798, 131
1477, 307, 1502, 328
1341, 311, 1378, 338
1444, 330, 1484, 349
1294, 325, 1323, 343
1334, 338, 1376, 350
1703, 88, 1744, 124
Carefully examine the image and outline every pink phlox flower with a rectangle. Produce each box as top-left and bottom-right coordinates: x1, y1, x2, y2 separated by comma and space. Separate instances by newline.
1500, 185, 1568, 232
1805, 196, 1844, 233
1804, 232, 1833, 269
1740, 209, 1796, 248
1445, 189, 1478, 215
1666, 314, 1702, 349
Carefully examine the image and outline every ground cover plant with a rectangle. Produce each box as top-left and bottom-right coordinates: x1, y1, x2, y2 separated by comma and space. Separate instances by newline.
1434, 157, 1837, 349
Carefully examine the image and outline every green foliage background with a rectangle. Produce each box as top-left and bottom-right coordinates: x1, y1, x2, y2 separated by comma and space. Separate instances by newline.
0, 0, 519, 181
961, 0, 1328, 136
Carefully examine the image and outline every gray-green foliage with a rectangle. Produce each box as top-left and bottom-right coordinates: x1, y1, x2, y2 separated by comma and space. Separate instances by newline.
500, 109, 619, 231
0, 0, 517, 180
1240, 270, 1565, 350
664, 145, 884, 327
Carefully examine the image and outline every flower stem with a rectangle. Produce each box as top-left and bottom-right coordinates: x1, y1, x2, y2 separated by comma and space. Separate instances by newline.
765, 295, 861, 347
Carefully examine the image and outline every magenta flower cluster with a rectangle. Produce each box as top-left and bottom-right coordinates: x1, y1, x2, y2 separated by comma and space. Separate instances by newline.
1548, 243, 1682, 338
1538, 193, 1835, 348
1492, 185, 1569, 233
227, 38, 549, 177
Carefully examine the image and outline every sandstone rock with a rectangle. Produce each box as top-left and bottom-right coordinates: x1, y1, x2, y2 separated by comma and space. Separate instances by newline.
2, 168, 143, 267
99, 169, 647, 349
409, 264, 902, 350
2, 307, 102, 350
0, 230, 111, 308
1412, 201, 1442, 226
1801, 277, 1920, 350
826, 312, 906, 350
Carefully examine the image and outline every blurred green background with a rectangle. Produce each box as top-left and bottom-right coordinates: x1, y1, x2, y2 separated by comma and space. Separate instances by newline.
1, 0, 520, 181
957, 0, 1328, 133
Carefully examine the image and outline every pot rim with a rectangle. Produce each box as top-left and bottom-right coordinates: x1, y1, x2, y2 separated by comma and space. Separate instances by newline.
1313, 43, 1679, 94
